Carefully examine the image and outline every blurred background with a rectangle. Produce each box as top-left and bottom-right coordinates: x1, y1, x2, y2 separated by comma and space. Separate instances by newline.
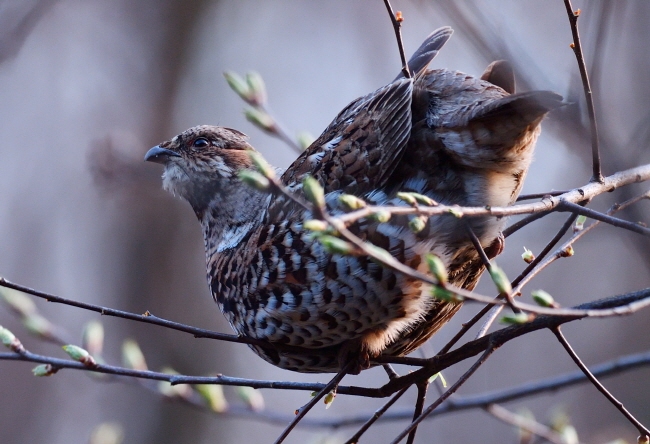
0, 1, 649, 443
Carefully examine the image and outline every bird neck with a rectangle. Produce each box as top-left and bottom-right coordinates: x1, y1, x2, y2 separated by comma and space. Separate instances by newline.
197, 180, 269, 257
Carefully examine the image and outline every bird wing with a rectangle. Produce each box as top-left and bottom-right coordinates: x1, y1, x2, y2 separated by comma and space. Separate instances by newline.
282, 77, 413, 195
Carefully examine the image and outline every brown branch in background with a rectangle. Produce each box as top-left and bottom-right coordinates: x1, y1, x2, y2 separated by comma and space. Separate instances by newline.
390, 347, 497, 444
552, 327, 650, 437
563, 0, 604, 183
406, 381, 429, 444
274, 362, 352, 444
382, 0, 411, 78
485, 403, 568, 444
345, 386, 411, 443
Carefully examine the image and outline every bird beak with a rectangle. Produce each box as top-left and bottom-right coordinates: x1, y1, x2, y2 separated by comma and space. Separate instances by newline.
144, 146, 181, 164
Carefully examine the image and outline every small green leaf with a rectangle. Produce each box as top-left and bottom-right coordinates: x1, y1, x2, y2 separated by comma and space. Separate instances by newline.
431, 286, 463, 303
122, 339, 147, 371
338, 194, 367, 210
302, 176, 325, 208
223, 71, 252, 101
573, 215, 587, 232
521, 247, 535, 264
245, 71, 267, 106
500, 313, 533, 325
244, 107, 276, 133
238, 170, 270, 191
317, 235, 354, 255
303, 220, 329, 232
489, 264, 512, 295
370, 210, 391, 223
425, 254, 448, 285
323, 389, 336, 409
63, 344, 97, 367
531, 290, 556, 308
0, 325, 24, 352
237, 386, 265, 412
32, 364, 57, 377
195, 383, 228, 413
396, 192, 417, 205
409, 215, 427, 233
448, 207, 463, 218
428, 372, 447, 387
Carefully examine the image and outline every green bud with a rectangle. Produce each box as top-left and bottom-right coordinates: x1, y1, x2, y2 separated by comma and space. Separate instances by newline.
448, 207, 463, 218
428, 371, 447, 387
32, 364, 57, 377
244, 107, 276, 133
247, 151, 275, 179
574, 215, 587, 232
23, 313, 53, 338
62, 344, 97, 367
396, 192, 417, 205
521, 247, 535, 264
531, 290, 556, 308
296, 131, 315, 151
223, 71, 252, 102
365, 243, 394, 264
318, 235, 354, 255
237, 386, 265, 412
158, 367, 192, 398
83, 320, 105, 356
370, 210, 391, 223
501, 313, 534, 325
245, 71, 267, 106
431, 286, 463, 303
338, 194, 367, 210
410, 192, 437, 206
195, 383, 228, 413
409, 215, 427, 233
302, 176, 325, 208
0, 325, 24, 353
238, 170, 270, 191
122, 339, 147, 371
0, 287, 35, 316
425, 254, 448, 285
303, 220, 329, 232
489, 264, 512, 295
323, 390, 336, 409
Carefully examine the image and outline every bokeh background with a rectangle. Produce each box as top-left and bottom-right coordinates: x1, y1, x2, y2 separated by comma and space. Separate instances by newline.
1, 1, 649, 443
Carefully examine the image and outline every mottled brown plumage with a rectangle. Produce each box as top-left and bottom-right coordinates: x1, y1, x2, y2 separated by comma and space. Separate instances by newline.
145, 27, 563, 373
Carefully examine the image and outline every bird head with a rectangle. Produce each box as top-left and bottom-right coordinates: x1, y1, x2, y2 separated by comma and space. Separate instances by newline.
145, 125, 256, 212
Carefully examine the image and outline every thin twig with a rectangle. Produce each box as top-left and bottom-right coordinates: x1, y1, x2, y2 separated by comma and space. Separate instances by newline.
406, 381, 429, 444
390, 347, 497, 443
558, 199, 649, 236
345, 386, 410, 444
552, 326, 650, 436
563, 0, 604, 183
382, 0, 411, 78
274, 362, 351, 444
516, 190, 570, 201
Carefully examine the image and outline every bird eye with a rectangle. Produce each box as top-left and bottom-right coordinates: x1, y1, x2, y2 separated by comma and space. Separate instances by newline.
192, 137, 210, 148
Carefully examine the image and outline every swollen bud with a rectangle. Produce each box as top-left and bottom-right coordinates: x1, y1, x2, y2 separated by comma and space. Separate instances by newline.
431, 286, 463, 303
302, 176, 325, 209
248, 151, 275, 179
0, 325, 25, 353
573, 215, 587, 232
62, 344, 97, 368
338, 194, 367, 210
396, 192, 417, 205
324, 389, 336, 409
245, 71, 267, 106
409, 215, 427, 233
425, 254, 448, 285
501, 313, 534, 325
489, 264, 512, 295
371, 210, 391, 223
195, 383, 228, 413
237, 386, 265, 412
559, 245, 575, 257
317, 235, 354, 255
32, 364, 58, 377
531, 290, 557, 308
238, 170, 270, 191
638, 435, 650, 444
448, 207, 463, 218
296, 131, 315, 151
303, 220, 329, 232
244, 107, 276, 133
223, 71, 251, 101
521, 247, 535, 264
122, 339, 148, 371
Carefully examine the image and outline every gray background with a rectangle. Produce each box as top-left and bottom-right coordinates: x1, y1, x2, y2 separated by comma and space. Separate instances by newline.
0, 1, 649, 443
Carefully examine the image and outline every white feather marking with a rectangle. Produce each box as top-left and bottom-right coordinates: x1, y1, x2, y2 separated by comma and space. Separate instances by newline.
217, 221, 255, 252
